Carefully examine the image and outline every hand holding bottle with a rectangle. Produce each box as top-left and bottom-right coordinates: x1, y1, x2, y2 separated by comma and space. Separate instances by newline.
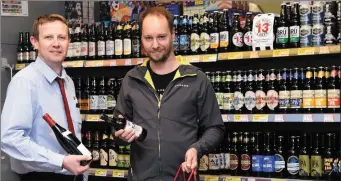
62, 155, 92, 175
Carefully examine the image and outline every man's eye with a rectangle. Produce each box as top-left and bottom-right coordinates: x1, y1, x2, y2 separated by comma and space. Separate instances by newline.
145, 37, 152, 41
45, 36, 53, 39
158, 36, 166, 40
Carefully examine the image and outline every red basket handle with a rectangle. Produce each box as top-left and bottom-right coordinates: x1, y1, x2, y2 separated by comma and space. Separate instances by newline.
173, 164, 197, 181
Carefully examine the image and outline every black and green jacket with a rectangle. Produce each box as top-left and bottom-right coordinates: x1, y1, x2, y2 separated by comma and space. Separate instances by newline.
114, 56, 225, 181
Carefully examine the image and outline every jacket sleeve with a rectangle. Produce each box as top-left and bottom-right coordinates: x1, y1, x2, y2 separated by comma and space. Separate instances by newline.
189, 71, 225, 158
113, 75, 133, 125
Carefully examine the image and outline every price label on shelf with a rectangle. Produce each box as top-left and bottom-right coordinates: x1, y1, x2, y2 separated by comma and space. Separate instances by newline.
228, 52, 243, 59
112, 170, 125, 178
110, 60, 117, 66
186, 55, 200, 63
15, 64, 26, 70
125, 59, 132, 66
303, 114, 313, 122
253, 114, 269, 122
319, 46, 330, 54
324, 114, 334, 122
95, 169, 107, 177
234, 115, 249, 122
137, 59, 144, 64
250, 51, 259, 58
87, 115, 100, 121
273, 49, 289, 57
297, 47, 315, 55
204, 176, 219, 181
274, 114, 284, 122
223, 177, 240, 181
221, 114, 231, 122
202, 54, 217, 62
272, 179, 286, 181
89, 61, 104, 67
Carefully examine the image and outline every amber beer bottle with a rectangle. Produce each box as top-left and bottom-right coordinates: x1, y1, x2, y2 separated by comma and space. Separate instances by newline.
243, 12, 253, 51
267, 69, 279, 113
279, 68, 290, 113
123, 22, 132, 58
219, 9, 230, 53
231, 13, 244, 51
100, 132, 108, 168
230, 132, 239, 176
303, 67, 315, 113
299, 133, 310, 179
314, 67, 327, 113
324, 133, 335, 180
91, 131, 100, 168
327, 66, 340, 113
311, 133, 323, 180
244, 70, 256, 113
108, 134, 118, 169
290, 68, 303, 113
240, 132, 251, 176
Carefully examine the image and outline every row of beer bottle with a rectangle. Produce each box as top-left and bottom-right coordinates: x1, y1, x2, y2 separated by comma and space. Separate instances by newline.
17, 32, 37, 63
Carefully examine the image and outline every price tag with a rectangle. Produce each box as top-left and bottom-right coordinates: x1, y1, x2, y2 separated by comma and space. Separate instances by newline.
91, 61, 104, 67
273, 49, 289, 57
95, 169, 107, 177
272, 179, 286, 181
72, 61, 84, 67
252, 14, 275, 51
329, 45, 339, 53
244, 178, 254, 181
125, 59, 132, 66
274, 114, 284, 122
137, 59, 144, 64
221, 114, 230, 122
253, 114, 269, 122
228, 52, 243, 59
224, 177, 240, 181
87, 115, 100, 121
110, 60, 117, 66
234, 115, 249, 122
303, 114, 313, 122
15, 64, 26, 70
204, 176, 219, 181
319, 46, 330, 54
202, 54, 217, 62
324, 114, 334, 122
112, 170, 125, 177
186, 55, 200, 63
297, 47, 315, 55
250, 51, 259, 58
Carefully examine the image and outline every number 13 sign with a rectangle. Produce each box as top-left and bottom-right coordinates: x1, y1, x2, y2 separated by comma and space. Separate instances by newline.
252, 13, 275, 51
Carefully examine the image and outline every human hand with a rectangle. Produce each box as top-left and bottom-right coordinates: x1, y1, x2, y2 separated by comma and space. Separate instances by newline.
62, 155, 92, 175
114, 115, 135, 142
182, 148, 198, 173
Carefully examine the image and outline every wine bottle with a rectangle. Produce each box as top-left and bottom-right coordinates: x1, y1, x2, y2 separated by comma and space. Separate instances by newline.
100, 113, 148, 141
42, 113, 92, 166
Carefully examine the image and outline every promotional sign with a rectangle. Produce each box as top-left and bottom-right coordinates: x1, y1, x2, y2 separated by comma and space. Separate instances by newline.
252, 13, 275, 51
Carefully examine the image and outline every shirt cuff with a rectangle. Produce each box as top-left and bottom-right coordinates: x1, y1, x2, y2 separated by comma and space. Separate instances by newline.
47, 150, 65, 169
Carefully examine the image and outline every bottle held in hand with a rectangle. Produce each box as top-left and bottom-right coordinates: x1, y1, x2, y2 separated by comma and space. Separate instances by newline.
42, 113, 92, 166
100, 113, 147, 141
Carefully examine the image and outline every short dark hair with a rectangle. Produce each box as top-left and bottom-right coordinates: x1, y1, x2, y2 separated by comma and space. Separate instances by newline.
139, 7, 174, 33
32, 14, 69, 40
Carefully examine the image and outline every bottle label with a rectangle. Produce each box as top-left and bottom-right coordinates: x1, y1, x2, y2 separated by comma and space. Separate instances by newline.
287, 156, 299, 175
233, 91, 244, 110
277, 27, 289, 43
241, 154, 251, 171
209, 33, 219, 49
199, 33, 210, 51
255, 90, 266, 110
29, 51, 36, 61
89, 42, 96, 56
229, 154, 238, 170
98, 95, 108, 110
332, 158, 340, 175
290, 90, 303, 108
97, 41, 105, 56
115, 39, 123, 55
17, 52, 24, 62
100, 148, 108, 166
199, 155, 209, 171
81, 41, 88, 57
263, 156, 275, 173
123, 154, 130, 168
123, 39, 132, 55
300, 25, 312, 47
311, 155, 323, 177
300, 4, 312, 25
117, 154, 124, 168
215, 92, 224, 110
107, 95, 116, 111
173, 35, 179, 51
106, 40, 115, 56
219, 153, 225, 169
190, 33, 200, 52
324, 157, 333, 175
232, 32, 244, 47
219, 31, 229, 47
208, 153, 220, 170
314, 89, 327, 108
327, 89, 340, 108
252, 155, 263, 172
244, 91, 256, 111
132, 39, 140, 54
23, 52, 30, 61
312, 24, 324, 46
303, 90, 315, 108
223, 93, 234, 111
80, 98, 90, 111
312, 3, 324, 24
109, 148, 117, 167
274, 154, 285, 172
267, 90, 279, 110
67, 43, 73, 57
290, 25, 300, 43
90, 95, 98, 110
180, 34, 190, 51
92, 149, 100, 161
77, 143, 92, 157
125, 121, 143, 138
279, 90, 290, 109
243, 31, 252, 46
224, 153, 230, 170
73, 42, 81, 57
299, 155, 310, 176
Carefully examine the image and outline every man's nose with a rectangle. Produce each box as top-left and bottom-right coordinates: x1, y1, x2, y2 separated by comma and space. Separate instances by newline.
151, 38, 159, 49
51, 38, 61, 47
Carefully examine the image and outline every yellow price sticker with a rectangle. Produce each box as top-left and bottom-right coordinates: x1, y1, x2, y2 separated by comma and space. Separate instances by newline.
234, 115, 248, 122
272, 179, 286, 181
87, 114, 100, 121
253, 114, 269, 122
91, 60, 104, 67
71, 61, 84, 67
95, 169, 107, 177
204, 176, 219, 181
225, 178, 240, 181
319, 46, 330, 54
186, 55, 200, 63
297, 47, 315, 55
15, 64, 26, 70
228, 52, 243, 59
272, 49, 289, 57
250, 51, 259, 58
112, 170, 125, 177
202, 54, 217, 62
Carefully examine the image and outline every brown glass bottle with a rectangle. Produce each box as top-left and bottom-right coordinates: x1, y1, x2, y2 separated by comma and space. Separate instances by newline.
311, 133, 323, 180
267, 69, 280, 113
299, 133, 311, 179
89, 77, 98, 114
240, 132, 251, 176
327, 66, 340, 113
230, 132, 239, 176
91, 131, 100, 168
100, 132, 108, 168
314, 67, 327, 113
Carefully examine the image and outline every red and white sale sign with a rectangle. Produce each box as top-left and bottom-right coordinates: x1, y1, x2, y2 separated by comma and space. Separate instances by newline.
252, 13, 275, 51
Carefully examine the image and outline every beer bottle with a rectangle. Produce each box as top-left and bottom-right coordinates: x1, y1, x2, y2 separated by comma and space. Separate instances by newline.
244, 70, 256, 113
117, 145, 125, 169
223, 71, 234, 114
107, 78, 116, 114
290, 2, 300, 48
123, 22, 132, 58
29, 38, 37, 63
199, 153, 209, 174
240, 132, 251, 176
214, 71, 223, 113
267, 69, 279, 113
238, 132, 244, 153
97, 22, 106, 60
173, 15, 180, 55
105, 23, 115, 59
279, 68, 290, 113
243, 12, 253, 51
324, 18, 337, 45
251, 132, 263, 177
91, 131, 100, 168
81, 77, 90, 114
255, 69, 268, 113
311, 133, 323, 180
223, 133, 230, 175
327, 66, 340, 113
179, 15, 190, 55
108, 134, 118, 169
331, 133, 340, 180
234, 70, 245, 114
263, 132, 275, 178
208, 148, 220, 174
72, 24, 81, 61
303, 67, 315, 113
115, 23, 123, 59
275, 135, 286, 178
66, 24, 73, 61
190, 14, 200, 55
84, 131, 92, 154
231, 13, 244, 51
23, 32, 30, 63
80, 24, 89, 60
219, 9, 230, 53
199, 13, 210, 54
131, 21, 140, 58
314, 67, 327, 113
89, 77, 98, 114
287, 136, 299, 179
75, 77, 82, 109
124, 145, 131, 169
98, 76, 107, 114
299, 133, 311, 179
230, 132, 239, 176
290, 68, 303, 113
88, 23, 97, 60
100, 132, 108, 168
17, 32, 24, 63
324, 133, 334, 180
312, 1, 324, 25
277, 3, 289, 48
209, 13, 219, 54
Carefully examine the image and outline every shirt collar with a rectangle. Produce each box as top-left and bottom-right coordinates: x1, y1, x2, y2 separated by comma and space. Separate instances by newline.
34, 57, 67, 83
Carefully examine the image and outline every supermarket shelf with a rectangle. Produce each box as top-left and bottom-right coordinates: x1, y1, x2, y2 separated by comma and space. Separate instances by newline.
200, 174, 317, 181
82, 114, 340, 122
88, 168, 127, 178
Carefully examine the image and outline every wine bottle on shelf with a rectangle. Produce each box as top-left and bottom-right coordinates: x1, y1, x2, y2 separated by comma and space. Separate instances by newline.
100, 113, 148, 141
42, 113, 92, 166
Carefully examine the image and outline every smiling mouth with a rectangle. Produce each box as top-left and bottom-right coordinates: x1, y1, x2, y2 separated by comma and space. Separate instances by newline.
50, 51, 62, 54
